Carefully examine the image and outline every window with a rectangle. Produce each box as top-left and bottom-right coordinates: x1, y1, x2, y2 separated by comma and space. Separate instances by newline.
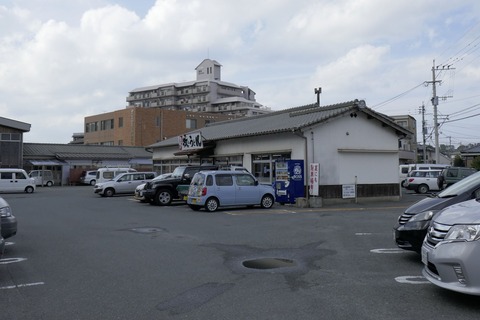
145, 173, 155, 180
1, 172, 13, 179
236, 174, 255, 186
15, 172, 26, 179
119, 117, 124, 128
206, 175, 213, 186
0, 133, 21, 141
118, 175, 132, 182
186, 119, 197, 129
215, 174, 233, 186
100, 119, 114, 130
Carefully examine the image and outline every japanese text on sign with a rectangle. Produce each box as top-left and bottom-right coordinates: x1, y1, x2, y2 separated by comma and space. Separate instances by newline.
309, 163, 319, 196
178, 132, 203, 150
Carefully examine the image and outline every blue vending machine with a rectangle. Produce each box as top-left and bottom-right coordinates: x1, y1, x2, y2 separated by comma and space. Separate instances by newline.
274, 159, 305, 204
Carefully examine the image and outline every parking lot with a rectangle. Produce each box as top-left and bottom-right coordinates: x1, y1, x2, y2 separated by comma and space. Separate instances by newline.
1, 187, 480, 319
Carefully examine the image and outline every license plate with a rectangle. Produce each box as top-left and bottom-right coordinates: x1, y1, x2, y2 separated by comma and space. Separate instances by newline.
183, 196, 188, 201
421, 247, 428, 265
191, 198, 197, 204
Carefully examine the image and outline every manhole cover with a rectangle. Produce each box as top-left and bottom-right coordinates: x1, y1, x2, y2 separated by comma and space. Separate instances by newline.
129, 227, 163, 234
242, 258, 297, 270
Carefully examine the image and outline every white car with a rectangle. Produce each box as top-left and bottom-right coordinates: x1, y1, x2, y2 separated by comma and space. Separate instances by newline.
403, 169, 442, 194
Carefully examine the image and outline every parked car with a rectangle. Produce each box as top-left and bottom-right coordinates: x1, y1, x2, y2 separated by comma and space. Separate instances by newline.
79, 170, 97, 186
0, 196, 17, 239
94, 172, 157, 197
394, 170, 480, 253
0, 222, 4, 257
29, 170, 54, 187
0, 168, 36, 193
143, 165, 218, 206
437, 167, 477, 190
399, 164, 449, 187
95, 167, 137, 184
422, 198, 480, 295
403, 169, 442, 194
134, 173, 172, 202
187, 170, 275, 212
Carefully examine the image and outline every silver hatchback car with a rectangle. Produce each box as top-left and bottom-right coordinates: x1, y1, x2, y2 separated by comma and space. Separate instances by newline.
187, 170, 275, 212
422, 198, 480, 295
94, 172, 156, 197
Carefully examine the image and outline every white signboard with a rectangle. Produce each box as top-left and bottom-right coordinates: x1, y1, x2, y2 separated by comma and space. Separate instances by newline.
178, 132, 203, 151
309, 163, 319, 196
342, 184, 356, 199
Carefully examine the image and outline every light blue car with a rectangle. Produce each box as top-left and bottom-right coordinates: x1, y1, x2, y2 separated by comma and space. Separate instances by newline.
187, 170, 275, 212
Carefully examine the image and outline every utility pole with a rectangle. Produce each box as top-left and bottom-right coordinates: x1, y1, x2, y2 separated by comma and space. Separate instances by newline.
425, 60, 454, 164
419, 103, 427, 163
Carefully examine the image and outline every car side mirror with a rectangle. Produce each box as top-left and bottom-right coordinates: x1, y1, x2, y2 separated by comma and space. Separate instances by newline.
254, 180, 259, 186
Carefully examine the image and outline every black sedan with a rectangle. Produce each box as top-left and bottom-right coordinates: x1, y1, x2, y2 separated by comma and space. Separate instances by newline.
394, 171, 480, 253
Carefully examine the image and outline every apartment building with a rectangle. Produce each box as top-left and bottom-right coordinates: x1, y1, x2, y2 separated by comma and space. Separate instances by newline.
391, 114, 417, 164
126, 59, 271, 117
84, 107, 235, 147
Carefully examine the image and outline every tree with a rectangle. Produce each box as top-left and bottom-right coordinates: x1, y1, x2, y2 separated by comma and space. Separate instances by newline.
453, 155, 465, 167
472, 156, 480, 171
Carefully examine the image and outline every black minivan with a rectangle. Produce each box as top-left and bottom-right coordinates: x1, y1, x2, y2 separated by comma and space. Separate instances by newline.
394, 171, 480, 253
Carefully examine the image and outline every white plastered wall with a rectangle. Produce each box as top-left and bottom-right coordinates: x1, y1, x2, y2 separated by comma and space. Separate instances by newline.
308, 113, 400, 185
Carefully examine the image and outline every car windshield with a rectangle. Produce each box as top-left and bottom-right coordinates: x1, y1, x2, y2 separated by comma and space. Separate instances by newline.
171, 167, 186, 179
438, 171, 480, 198
191, 173, 205, 186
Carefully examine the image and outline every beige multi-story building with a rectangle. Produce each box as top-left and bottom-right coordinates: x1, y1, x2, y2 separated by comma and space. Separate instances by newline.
126, 59, 271, 117
391, 114, 417, 164
84, 107, 236, 147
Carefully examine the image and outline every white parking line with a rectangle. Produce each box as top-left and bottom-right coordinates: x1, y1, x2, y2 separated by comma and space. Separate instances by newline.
395, 276, 430, 284
0, 282, 45, 290
370, 248, 406, 254
0, 257, 27, 264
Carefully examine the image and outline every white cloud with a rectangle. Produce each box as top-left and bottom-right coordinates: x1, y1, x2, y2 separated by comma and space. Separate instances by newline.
0, 0, 479, 146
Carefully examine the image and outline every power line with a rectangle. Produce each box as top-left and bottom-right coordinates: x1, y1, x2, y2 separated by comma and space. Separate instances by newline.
371, 82, 425, 110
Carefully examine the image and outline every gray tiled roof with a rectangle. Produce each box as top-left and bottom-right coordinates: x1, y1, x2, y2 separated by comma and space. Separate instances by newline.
462, 145, 480, 153
23, 143, 152, 160
149, 99, 412, 148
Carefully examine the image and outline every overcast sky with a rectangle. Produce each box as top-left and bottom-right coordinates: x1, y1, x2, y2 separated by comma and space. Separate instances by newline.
2, 0, 480, 147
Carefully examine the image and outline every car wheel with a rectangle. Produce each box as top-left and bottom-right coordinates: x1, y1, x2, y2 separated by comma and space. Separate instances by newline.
188, 204, 201, 211
25, 186, 34, 193
401, 180, 406, 188
90, 180, 96, 186
155, 189, 172, 206
205, 197, 219, 212
46, 181, 53, 187
417, 184, 429, 194
260, 194, 274, 209
104, 188, 115, 197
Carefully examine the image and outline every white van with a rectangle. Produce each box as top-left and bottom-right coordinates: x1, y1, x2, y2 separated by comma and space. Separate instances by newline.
95, 167, 137, 184
399, 163, 449, 187
29, 170, 54, 187
0, 169, 36, 193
